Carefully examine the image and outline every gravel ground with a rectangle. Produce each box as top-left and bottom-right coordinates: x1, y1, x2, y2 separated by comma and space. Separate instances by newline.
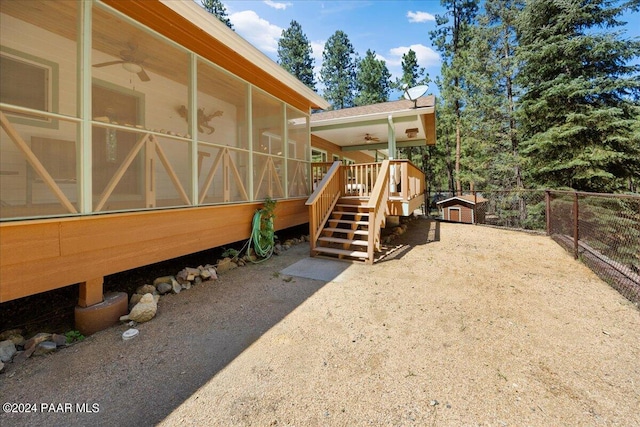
1, 219, 639, 427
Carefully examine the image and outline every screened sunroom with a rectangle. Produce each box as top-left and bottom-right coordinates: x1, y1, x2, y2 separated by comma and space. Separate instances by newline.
0, 0, 317, 221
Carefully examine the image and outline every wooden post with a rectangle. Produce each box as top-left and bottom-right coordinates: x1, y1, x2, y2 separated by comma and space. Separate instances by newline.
573, 192, 579, 259
545, 190, 551, 235
78, 277, 104, 307
473, 191, 478, 225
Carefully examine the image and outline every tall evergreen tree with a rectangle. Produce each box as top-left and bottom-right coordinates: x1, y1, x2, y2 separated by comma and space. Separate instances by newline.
517, 0, 640, 192
354, 49, 392, 106
394, 49, 431, 94
277, 20, 316, 91
320, 31, 357, 109
430, 0, 479, 194
201, 0, 234, 30
463, 0, 523, 192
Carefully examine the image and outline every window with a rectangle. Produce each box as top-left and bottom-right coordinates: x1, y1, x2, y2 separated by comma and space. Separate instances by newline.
0, 50, 56, 126
311, 149, 327, 163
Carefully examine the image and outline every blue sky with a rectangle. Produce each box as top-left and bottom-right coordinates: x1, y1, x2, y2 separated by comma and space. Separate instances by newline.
215, 1, 640, 98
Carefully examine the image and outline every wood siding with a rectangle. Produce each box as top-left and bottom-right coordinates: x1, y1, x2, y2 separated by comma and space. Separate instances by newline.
311, 135, 375, 164
0, 199, 307, 302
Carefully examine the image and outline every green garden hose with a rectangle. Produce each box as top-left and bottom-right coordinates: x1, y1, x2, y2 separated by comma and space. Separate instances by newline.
247, 209, 274, 262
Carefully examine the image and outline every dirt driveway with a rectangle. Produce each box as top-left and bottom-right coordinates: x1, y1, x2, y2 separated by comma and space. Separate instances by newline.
1, 219, 639, 426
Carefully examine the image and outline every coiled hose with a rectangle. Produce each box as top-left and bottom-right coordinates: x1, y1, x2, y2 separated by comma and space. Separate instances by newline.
247, 209, 274, 262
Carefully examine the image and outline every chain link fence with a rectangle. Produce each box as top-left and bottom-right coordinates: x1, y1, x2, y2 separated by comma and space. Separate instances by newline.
426, 189, 640, 306
426, 189, 546, 231
547, 191, 640, 306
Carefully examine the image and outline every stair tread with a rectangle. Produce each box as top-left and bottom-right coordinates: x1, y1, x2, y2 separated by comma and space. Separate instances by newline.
314, 247, 369, 258
323, 228, 369, 235
332, 211, 369, 216
318, 236, 369, 246
335, 204, 370, 209
327, 219, 368, 225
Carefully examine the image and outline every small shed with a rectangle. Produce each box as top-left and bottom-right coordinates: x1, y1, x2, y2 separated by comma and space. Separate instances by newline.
436, 194, 488, 224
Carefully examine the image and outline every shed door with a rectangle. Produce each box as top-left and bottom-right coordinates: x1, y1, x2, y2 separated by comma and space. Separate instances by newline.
449, 207, 461, 222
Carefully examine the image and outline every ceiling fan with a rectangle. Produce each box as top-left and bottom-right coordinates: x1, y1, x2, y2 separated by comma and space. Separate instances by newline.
93, 42, 150, 82
362, 133, 380, 142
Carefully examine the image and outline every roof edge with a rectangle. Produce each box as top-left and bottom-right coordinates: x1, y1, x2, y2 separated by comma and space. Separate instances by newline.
159, 0, 330, 111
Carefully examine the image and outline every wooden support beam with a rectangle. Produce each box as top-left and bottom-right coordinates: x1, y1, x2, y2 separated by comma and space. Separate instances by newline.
78, 277, 104, 307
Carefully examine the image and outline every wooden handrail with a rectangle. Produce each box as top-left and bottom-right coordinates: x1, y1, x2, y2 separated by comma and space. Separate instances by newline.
306, 161, 343, 253
366, 160, 391, 264
389, 159, 425, 202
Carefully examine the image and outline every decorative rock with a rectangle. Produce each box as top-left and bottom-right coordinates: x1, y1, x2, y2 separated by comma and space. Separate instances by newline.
171, 281, 181, 294
51, 334, 67, 347
182, 282, 192, 290
153, 276, 174, 287
120, 293, 157, 323
130, 293, 143, 307
153, 294, 160, 304
0, 360, 4, 373
157, 282, 172, 295
0, 340, 17, 362
0, 329, 24, 342
216, 257, 236, 273
0, 331, 25, 347
33, 341, 57, 356
136, 284, 156, 295
23, 333, 52, 351
176, 269, 189, 283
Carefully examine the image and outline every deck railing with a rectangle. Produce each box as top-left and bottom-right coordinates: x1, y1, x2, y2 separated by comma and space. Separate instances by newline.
390, 159, 425, 202
366, 160, 390, 263
305, 161, 343, 254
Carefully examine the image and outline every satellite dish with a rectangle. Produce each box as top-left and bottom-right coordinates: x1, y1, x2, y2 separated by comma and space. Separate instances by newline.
403, 84, 428, 108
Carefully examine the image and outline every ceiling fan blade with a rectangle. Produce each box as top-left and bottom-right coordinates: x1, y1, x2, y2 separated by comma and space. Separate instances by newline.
137, 68, 150, 82
93, 60, 125, 68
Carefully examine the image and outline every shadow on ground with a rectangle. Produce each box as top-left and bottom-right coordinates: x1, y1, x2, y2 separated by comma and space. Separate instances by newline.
0, 219, 435, 427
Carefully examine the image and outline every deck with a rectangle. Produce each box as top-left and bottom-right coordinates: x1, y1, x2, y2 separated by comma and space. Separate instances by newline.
306, 160, 426, 264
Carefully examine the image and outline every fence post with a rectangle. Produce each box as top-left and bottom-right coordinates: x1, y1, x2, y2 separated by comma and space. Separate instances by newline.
473, 191, 477, 225
545, 190, 551, 235
573, 191, 579, 259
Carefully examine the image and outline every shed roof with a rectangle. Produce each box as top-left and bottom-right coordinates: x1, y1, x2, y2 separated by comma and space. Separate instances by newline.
436, 195, 488, 206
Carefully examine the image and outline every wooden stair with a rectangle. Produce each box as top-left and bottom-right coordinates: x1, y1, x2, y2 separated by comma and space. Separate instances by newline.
313, 198, 373, 262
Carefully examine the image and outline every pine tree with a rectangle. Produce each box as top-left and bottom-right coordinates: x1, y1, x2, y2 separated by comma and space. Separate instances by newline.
393, 49, 430, 95
201, 0, 234, 30
354, 49, 392, 106
517, 0, 640, 192
431, 0, 479, 195
277, 20, 316, 91
463, 0, 523, 192
320, 31, 357, 110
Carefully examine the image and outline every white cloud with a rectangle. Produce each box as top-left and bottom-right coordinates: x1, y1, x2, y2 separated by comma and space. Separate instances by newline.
230, 10, 283, 53
407, 11, 436, 23
264, 0, 292, 10
311, 40, 325, 85
388, 44, 440, 68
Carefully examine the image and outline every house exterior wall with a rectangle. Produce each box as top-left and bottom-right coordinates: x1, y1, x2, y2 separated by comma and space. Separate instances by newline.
0, 0, 323, 303
311, 135, 375, 164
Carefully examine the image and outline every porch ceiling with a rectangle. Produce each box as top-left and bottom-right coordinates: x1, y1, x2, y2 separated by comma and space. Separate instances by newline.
310, 95, 436, 152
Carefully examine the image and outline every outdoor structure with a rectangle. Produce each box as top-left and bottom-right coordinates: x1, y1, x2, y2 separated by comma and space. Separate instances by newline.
0, 0, 435, 330
437, 194, 488, 224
